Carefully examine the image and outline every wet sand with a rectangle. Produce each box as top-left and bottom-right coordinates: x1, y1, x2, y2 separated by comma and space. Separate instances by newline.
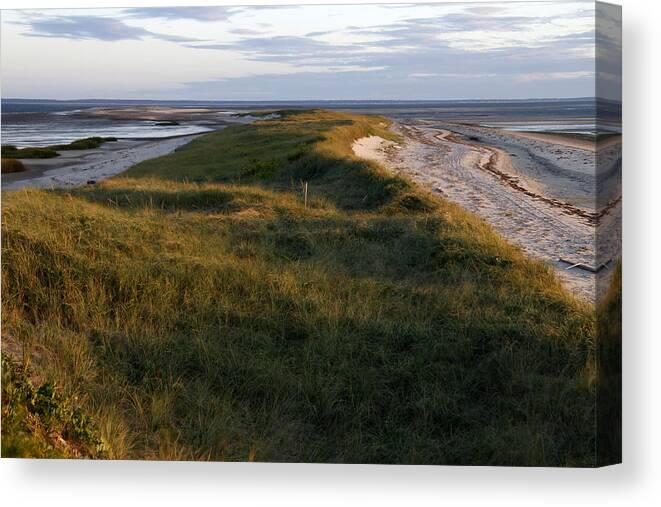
75, 105, 275, 124
2, 134, 203, 190
504, 130, 620, 152
353, 122, 622, 303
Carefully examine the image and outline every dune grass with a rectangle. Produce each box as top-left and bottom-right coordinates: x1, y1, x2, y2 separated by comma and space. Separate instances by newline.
1, 110, 596, 465
1, 137, 117, 159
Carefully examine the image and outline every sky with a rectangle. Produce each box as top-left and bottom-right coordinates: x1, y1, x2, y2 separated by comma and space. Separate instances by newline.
0, 2, 619, 101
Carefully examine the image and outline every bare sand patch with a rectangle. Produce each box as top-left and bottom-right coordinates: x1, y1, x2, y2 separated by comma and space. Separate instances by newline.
352, 135, 397, 166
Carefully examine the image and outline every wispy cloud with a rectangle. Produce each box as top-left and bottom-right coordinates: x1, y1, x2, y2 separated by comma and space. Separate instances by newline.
229, 28, 263, 36
123, 6, 235, 22
20, 14, 202, 43
342, 7, 595, 53
123, 5, 295, 21
515, 71, 595, 82
186, 36, 363, 65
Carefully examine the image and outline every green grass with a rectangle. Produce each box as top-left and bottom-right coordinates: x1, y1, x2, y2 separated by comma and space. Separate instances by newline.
1, 355, 107, 459
234, 110, 278, 118
1, 110, 596, 465
1, 137, 117, 159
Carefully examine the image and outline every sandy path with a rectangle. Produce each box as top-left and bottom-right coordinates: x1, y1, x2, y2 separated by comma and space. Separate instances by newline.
352, 135, 398, 166
353, 124, 622, 303
2, 134, 203, 191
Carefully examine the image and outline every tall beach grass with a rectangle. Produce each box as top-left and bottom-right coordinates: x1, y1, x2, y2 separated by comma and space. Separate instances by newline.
2, 110, 596, 464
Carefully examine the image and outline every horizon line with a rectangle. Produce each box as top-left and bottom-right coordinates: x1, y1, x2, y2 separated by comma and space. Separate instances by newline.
3, 96, 611, 103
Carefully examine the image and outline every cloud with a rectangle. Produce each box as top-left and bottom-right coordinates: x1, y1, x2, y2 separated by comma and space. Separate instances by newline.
186, 36, 364, 66
230, 28, 263, 36
20, 15, 201, 43
305, 30, 334, 37
123, 6, 235, 22
170, 65, 595, 101
3, 2, 601, 100
596, 2, 621, 100
123, 2, 597, 99
518, 71, 595, 82
174, 29, 596, 100
341, 5, 595, 53
184, 14, 595, 81
123, 4, 295, 21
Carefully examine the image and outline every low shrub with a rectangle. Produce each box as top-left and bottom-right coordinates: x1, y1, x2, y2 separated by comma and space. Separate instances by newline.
2, 146, 59, 159
1, 158, 26, 173
1, 137, 118, 159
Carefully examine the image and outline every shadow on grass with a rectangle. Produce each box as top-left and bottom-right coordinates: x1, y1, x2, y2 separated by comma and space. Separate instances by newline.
67, 182, 253, 213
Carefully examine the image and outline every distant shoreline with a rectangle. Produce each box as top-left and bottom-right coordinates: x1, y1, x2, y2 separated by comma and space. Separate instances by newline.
2, 133, 205, 191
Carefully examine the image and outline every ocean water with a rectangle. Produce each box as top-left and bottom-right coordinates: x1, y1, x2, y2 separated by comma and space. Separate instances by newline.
478, 122, 622, 136
1, 111, 214, 148
1, 98, 619, 148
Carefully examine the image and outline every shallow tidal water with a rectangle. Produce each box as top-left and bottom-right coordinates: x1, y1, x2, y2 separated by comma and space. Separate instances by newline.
1, 112, 213, 148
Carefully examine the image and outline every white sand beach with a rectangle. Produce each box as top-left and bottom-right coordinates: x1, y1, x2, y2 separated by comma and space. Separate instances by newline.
353, 122, 622, 303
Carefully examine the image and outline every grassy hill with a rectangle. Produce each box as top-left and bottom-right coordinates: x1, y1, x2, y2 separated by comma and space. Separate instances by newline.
1, 110, 596, 465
